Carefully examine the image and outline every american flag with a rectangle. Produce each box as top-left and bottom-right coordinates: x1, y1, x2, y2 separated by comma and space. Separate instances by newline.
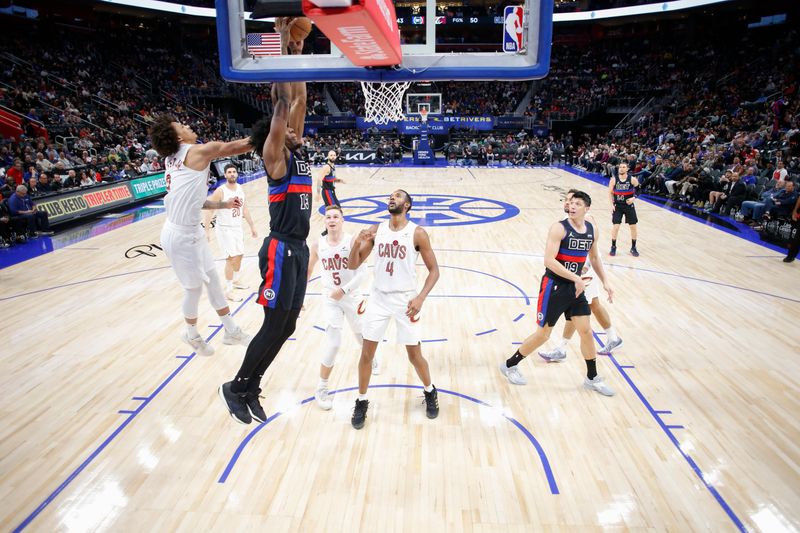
246, 33, 282, 56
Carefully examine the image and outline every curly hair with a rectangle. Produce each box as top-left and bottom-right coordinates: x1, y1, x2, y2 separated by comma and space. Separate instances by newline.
149, 114, 180, 157
249, 118, 271, 154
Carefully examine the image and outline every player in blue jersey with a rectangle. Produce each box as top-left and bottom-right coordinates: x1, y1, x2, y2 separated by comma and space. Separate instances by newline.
219, 17, 312, 424
499, 191, 616, 396
609, 162, 640, 256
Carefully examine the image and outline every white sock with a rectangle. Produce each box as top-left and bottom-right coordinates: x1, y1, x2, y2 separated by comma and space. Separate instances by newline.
186, 323, 199, 338
220, 313, 237, 332
226, 279, 233, 292
558, 337, 569, 350
423, 384, 434, 393
358, 393, 368, 401
233, 270, 241, 282
318, 378, 329, 389
605, 327, 618, 342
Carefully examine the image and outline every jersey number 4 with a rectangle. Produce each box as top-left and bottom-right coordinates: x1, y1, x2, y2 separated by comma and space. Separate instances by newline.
385, 262, 394, 276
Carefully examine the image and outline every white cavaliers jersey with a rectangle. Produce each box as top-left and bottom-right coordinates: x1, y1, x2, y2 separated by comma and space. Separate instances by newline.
373, 220, 418, 293
215, 183, 244, 227
163, 144, 209, 226
318, 233, 365, 293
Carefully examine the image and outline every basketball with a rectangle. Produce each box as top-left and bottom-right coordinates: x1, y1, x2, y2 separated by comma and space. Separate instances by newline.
290, 17, 312, 41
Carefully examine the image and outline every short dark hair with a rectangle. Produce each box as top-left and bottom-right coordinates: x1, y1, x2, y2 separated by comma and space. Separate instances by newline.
397, 189, 412, 212
571, 190, 592, 207
224, 163, 237, 172
148, 114, 180, 157
567, 188, 580, 196
249, 118, 271, 154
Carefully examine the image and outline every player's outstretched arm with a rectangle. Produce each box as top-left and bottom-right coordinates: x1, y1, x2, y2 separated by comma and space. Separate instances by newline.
348, 225, 378, 270
407, 227, 439, 318
186, 139, 252, 171
201, 186, 240, 211
202, 187, 224, 238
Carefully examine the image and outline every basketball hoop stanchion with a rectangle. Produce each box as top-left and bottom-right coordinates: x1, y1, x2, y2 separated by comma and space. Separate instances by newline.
413, 108, 435, 166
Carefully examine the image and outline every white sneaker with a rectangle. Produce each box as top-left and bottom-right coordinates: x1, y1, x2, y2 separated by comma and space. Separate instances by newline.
584, 375, 615, 396
538, 347, 567, 362
233, 281, 249, 289
499, 361, 527, 385
223, 327, 252, 346
181, 330, 214, 356
371, 357, 380, 375
315, 387, 333, 410
597, 337, 623, 355
225, 291, 243, 302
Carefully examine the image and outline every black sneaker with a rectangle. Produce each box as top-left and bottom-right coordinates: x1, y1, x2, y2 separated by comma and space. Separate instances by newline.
609, 246, 617, 256
630, 247, 639, 257
423, 387, 439, 419
351, 399, 369, 429
218, 381, 252, 424
245, 388, 267, 423
784, 256, 795, 263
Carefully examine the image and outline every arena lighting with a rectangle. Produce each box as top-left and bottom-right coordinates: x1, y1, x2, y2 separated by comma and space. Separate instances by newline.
97, 0, 736, 22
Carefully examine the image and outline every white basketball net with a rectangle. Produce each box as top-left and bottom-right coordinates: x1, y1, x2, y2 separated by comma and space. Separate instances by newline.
360, 81, 412, 124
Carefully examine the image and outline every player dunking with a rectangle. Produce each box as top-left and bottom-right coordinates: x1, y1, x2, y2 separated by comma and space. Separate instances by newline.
539, 189, 623, 360
204, 163, 258, 302
306, 205, 369, 410
609, 162, 640, 256
219, 17, 311, 425
149, 115, 253, 356
499, 191, 616, 396
347, 190, 440, 429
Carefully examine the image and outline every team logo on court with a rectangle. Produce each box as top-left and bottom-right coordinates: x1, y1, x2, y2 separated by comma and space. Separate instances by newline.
125, 243, 163, 259
334, 194, 519, 227
263, 288, 276, 301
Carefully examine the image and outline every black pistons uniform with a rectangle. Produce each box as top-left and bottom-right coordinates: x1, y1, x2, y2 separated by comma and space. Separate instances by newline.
320, 162, 339, 207
611, 174, 638, 225
256, 149, 312, 310
536, 219, 594, 327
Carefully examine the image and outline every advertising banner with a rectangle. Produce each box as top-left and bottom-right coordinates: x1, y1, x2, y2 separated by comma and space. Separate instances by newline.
129, 172, 168, 199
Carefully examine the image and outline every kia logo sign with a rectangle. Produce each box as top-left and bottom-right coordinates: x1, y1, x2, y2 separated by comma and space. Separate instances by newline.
343, 152, 377, 162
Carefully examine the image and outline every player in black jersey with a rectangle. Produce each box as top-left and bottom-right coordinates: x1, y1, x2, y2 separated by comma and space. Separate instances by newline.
219, 17, 312, 425
609, 162, 640, 256
316, 149, 344, 237
499, 191, 617, 396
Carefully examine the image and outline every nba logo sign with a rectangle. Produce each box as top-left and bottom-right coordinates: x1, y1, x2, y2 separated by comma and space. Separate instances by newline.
503, 6, 524, 53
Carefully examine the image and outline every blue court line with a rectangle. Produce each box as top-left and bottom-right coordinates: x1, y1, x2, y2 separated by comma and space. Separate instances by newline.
666, 425, 685, 430
475, 328, 498, 336
654, 410, 672, 415
217, 384, 559, 495
434, 248, 800, 304
513, 313, 525, 322
592, 332, 746, 532
12, 294, 254, 533
421, 338, 448, 343
619, 364, 635, 369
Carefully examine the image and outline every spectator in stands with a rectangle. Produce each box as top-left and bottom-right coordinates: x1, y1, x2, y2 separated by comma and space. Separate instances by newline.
1, 176, 16, 199
740, 180, 786, 224
38, 172, 56, 193
35, 152, 54, 173
27, 177, 40, 196
772, 160, 788, 182
139, 157, 154, 174
0, 198, 27, 247
79, 170, 94, 187
122, 163, 137, 179
711, 172, 746, 215
61, 170, 77, 189
7, 185, 54, 237
765, 181, 797, 220
7, 160, 23, 185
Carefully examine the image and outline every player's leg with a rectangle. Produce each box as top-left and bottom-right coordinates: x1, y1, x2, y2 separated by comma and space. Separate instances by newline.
572, 314, 614, 396
223, 255, 242, 301
406, 343, 439, 419
500, 276, 564, 385
204, 258, 250, 345
628, 204, 639, 255
610, 211, 621, 255
352, 295, 391, 429
316, 302, 345, 410
232, 254, 248, 288
591, 298, 623, 354
539, 318, 574, 362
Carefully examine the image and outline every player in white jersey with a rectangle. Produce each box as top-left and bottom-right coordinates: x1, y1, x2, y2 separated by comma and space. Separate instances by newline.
204, 163, 258, 302
306, 205, 369, 410
149, 115, 254, 356
538, 189, 623, 361
347, 190, 440, 429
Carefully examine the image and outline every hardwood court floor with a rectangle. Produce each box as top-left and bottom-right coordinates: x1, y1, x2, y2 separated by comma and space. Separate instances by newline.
1, 167, 798, 532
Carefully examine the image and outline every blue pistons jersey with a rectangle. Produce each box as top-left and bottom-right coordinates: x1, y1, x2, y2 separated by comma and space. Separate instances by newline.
267, 150, 312, 241
545, 219, 594, 281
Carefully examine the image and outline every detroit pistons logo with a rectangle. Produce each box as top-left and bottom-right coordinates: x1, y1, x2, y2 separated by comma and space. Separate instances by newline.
332, 194, 519, 227
262, 288, 276, 301
537, 312, 544, 322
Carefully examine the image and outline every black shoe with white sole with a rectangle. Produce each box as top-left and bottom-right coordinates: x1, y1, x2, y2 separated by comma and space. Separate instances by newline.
218, 381, 252, 424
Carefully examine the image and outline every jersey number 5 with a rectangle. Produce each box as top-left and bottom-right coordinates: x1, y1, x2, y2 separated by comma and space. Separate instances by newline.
332, 272, 341, 285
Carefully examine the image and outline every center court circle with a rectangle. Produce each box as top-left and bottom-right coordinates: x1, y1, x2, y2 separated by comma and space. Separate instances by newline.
327, 194, 520, 227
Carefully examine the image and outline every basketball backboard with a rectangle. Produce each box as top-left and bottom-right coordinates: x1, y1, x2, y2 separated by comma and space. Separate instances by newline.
216, 0, 553, 83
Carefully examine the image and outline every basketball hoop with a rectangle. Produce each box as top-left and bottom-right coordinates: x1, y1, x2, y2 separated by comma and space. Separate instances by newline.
360, 81, 412, 125
419, 107, 429, 123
